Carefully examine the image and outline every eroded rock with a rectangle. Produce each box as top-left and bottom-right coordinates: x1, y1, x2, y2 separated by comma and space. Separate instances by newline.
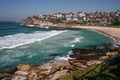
15, 71, 28, 76
17, 64, 31, 71
12, 75, 27, 80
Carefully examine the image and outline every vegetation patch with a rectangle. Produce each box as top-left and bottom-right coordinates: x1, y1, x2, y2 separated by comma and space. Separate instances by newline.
61, 55, 120, 80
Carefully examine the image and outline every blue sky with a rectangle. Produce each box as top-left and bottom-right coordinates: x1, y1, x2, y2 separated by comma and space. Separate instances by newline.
0, 0, 120, 21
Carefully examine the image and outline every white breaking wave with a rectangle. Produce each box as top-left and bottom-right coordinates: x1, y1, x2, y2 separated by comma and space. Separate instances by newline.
70, 37, 84, 43
64, 37, 84, 47
0, 30, 68, 50
54, 55, 73, 60
54, 50, 74, 60
54, 56, 70, 60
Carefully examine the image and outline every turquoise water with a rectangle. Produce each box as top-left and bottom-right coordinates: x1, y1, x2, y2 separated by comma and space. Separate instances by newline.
0, 22, 113, 71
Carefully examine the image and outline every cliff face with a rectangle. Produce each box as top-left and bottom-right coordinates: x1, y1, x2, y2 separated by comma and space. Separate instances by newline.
0, 48, 120, 80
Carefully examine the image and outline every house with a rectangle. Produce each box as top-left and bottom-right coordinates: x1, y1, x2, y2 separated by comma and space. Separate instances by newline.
78, 12, 86, 17
65, 13, 73, 21
77, 12, 87, 21
39, 15, 47, 19
72, 14, 79, 21
53, 13, 63, 19
38, 15, 49, 21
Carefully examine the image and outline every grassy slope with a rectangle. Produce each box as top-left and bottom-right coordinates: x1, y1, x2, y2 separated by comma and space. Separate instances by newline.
61, 55, 120, 80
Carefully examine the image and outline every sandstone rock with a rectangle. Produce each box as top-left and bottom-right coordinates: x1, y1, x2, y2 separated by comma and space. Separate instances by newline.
0, 73, 12, 80
50, 70, 68, 80
86, 60, 102, 66
106, 52, 118, 56
17, 64, 31, 71
12, 75, 27, 80
69, 60, 87, 70
39, 60, 70, 74
99, 56, 109, 60
27, 72, 39, 80
15, 70, 28, 76
40, 65, 57, 75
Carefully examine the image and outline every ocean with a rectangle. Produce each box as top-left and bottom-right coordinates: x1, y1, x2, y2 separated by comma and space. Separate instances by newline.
0, 22, 114, 71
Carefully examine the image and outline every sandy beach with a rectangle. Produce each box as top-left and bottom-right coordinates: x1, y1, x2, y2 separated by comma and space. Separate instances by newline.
73, 26, 120, 43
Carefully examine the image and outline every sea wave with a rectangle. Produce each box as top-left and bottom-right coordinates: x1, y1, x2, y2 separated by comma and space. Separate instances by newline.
70, 37, 84, 43
64, 37, 84, 47
54, 50, 74, 60
0, 30, 68, 50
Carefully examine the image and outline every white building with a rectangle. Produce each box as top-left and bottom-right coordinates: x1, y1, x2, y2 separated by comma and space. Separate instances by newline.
65, 13, 73, 21
78, 12, 86, 17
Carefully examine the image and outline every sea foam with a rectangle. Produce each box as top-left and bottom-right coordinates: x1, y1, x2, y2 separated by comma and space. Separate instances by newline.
54, 51, 74, 60
0, 30, 67, 50
70, 37, 84, 43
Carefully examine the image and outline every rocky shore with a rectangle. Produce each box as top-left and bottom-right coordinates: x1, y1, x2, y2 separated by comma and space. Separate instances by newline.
0, 47, 120, 80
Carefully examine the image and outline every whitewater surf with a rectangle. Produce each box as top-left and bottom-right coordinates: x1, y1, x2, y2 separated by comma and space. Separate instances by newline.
0, 30, 68, 50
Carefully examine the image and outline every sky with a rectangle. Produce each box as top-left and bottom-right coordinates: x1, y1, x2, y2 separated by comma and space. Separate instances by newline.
0, 0, 120, 21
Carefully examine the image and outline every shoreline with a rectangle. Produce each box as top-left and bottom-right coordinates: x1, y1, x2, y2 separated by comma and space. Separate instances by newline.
87, 29, 117, 42
26, 23, 120, 46
24, 22, 120, 43
48, 24, 120, 44
74, 26, 120, 43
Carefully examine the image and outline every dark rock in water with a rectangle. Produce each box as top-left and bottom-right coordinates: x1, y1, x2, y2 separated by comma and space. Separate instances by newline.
69, 53, 100, 60
72, 48, 92, 54
70, 48, 107, 60
70, 48, 93, 60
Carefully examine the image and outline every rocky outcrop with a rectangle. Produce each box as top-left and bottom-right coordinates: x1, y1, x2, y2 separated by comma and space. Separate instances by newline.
0, 48, 120, 80
69, 48, 105, 60
0, 59, 103, 80
17, 64, 31, 71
